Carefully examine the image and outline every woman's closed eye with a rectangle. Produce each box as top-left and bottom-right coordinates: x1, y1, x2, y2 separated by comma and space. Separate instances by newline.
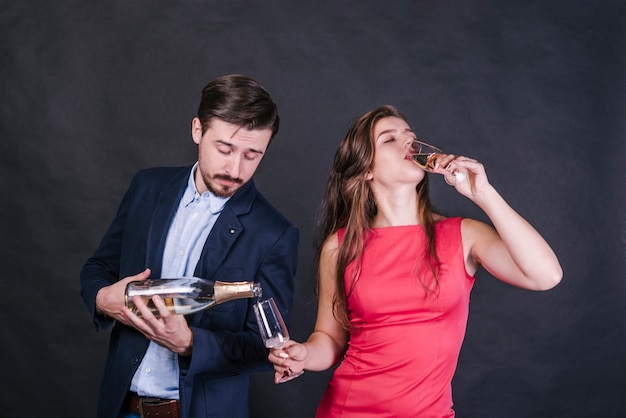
383, 135, 416, 144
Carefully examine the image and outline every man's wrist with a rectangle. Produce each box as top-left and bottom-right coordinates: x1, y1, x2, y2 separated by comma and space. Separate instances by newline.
178, 330, 194, 357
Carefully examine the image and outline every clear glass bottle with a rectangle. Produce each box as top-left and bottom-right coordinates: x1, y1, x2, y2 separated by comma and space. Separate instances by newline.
125, 277, 262, 316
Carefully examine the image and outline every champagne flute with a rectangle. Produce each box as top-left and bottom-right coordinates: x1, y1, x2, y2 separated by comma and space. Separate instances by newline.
253, 298, 304, 383
409, 139, 466, 184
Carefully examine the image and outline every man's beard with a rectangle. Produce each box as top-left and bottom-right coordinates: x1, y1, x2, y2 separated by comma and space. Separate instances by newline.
204, 173, 244, 198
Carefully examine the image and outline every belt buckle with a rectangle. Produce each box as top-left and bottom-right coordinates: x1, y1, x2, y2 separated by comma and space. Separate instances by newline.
137, 397, 161, 418
137, 397, 177, 418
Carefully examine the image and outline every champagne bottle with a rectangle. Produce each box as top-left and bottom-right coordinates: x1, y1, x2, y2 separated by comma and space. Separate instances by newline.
125, 277, 262, 316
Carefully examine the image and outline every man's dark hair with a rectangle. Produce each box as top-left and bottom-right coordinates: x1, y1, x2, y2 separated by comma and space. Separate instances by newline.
197, 74, 280, 141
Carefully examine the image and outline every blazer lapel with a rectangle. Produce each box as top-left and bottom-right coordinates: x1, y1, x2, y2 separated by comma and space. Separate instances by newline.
196, 209, 243, 280
193, 179, 257, 280
188, 180, 257, 327
145, 168, 190, 278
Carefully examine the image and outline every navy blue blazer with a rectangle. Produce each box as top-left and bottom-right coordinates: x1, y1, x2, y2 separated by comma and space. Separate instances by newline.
80, 166, 299, 418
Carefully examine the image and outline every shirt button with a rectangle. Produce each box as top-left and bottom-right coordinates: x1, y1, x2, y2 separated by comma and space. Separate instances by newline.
178, 250, 184, 256
192, 212, 199, 218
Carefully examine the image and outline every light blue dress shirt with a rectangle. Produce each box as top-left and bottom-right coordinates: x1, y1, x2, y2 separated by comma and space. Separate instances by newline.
130, 163, 230, 399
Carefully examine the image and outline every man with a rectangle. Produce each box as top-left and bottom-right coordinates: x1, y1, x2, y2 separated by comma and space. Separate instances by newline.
80, 74, 299, 418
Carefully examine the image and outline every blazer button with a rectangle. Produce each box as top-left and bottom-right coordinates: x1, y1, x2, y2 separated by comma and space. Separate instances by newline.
131, 358, 139, 365
229, 228, 235, 234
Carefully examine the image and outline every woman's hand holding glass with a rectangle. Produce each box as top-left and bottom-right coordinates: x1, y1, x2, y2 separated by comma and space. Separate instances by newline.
268, 339, 307, 384
254, 298, 304, 384
410, 140, 490, 198
432, 153, 491, 199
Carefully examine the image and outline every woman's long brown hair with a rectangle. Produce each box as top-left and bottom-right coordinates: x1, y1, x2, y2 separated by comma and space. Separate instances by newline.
315, 105, 441, 329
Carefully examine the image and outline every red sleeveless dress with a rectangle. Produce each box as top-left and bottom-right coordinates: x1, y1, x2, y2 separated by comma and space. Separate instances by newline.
316, 217, 474, 418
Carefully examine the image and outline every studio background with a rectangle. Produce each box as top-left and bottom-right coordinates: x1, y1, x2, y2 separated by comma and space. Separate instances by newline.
1, 1, 624, 417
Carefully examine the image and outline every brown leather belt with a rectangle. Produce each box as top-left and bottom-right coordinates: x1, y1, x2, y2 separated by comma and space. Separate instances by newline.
124, 392, 180, 418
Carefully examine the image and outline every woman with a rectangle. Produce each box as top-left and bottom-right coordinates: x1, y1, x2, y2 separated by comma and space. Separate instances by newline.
270, 105, 562, 417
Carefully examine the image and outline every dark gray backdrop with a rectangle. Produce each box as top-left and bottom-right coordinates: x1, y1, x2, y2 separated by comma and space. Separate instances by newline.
1, 1, 624, 417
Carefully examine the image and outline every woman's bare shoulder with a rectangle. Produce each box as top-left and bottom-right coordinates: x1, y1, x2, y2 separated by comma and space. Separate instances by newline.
460, 217, 498, 250
321, 232, 340, 256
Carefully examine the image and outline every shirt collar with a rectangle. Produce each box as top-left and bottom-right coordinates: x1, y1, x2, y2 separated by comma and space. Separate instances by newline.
182, 162, 231, 214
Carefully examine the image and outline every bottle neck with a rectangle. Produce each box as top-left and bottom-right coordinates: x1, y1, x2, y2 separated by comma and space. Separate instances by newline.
213, 281, 262, 303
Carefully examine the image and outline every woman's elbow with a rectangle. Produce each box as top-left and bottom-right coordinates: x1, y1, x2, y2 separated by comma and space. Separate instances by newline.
534, 264, 563, 291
